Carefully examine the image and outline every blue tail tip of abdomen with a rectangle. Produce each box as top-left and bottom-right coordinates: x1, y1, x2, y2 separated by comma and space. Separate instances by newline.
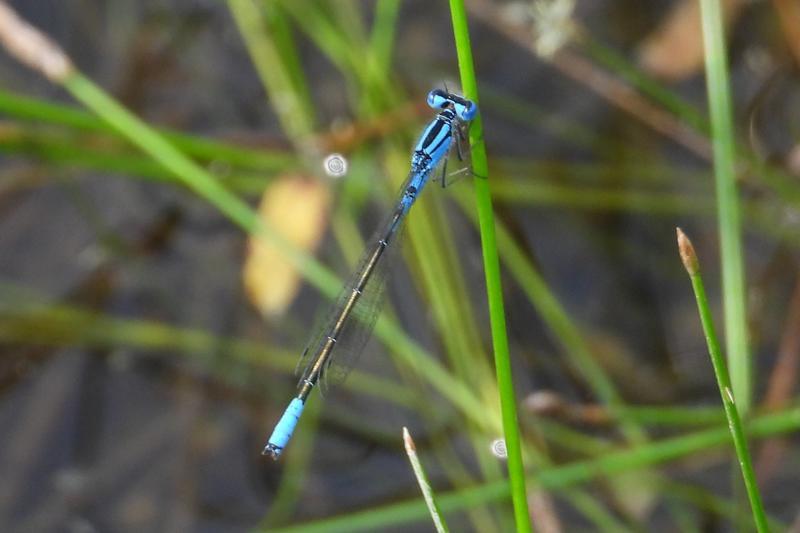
262, 397, 305, 460
262, 442, 283, 460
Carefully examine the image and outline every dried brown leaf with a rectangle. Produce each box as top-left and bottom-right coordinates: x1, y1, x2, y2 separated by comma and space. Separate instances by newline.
638, 0, 745, 82
772, 0, 800, 67
243, 175, 331, 317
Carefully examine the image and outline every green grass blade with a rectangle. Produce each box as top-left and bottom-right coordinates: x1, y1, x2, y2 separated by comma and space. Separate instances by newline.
447, 2, 532, 531
698, 0, 750, 412
676, 229, 768, 532
0, 89, 294, 172
579, 35, 709, 136
62, 72, 332, 285
228, 0, 316, 151
260, 406, 800, 532
262, 0, 314, 115
662, 479, 784, 531
369, 0, 402, 76
0, 285, 415, 405
561, 489, 634, 533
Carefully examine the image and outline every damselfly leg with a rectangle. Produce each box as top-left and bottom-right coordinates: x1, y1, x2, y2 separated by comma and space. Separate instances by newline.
439, 120, 474, 188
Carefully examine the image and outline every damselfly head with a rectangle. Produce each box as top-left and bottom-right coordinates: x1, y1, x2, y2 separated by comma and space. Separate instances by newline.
426, 88, 478, 122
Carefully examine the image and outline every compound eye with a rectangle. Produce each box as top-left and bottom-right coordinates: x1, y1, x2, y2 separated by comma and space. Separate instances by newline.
456, 102, 478, 121
427, 89, 449, 109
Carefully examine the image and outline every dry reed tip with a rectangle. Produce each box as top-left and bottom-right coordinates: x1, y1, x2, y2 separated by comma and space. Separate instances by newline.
676, 227, 699, 275
402, 426, 416, 453
0, 3, 73, 82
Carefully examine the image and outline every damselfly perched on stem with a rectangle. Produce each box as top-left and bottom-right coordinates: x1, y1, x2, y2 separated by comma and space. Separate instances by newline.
263, 89, 478, 459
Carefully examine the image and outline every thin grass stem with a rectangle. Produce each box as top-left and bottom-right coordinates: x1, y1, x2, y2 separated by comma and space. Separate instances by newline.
697, 0, 750, 412
447, 1, 532, 531
403, 428, 449, 533
676, 229, 768, 532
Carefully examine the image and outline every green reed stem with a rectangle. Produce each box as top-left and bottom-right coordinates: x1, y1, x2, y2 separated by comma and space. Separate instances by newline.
447, 1, 532, 531
677, 229, 767, 532
698, 0, 750, 412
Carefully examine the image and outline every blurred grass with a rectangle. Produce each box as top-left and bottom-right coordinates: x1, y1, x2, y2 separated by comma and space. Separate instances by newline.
0, 89, 294, 172
698, 0, 751, 414
228, 0, 315, 153
260, 405, 800, 532
0, 283, 412, 406
0, 0, 798, 531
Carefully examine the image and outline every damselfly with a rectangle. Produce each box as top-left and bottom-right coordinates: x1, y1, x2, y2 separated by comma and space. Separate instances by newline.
263, 89, 478, 459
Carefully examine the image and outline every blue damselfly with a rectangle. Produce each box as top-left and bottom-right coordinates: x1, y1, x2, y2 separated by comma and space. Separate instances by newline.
263, 89, 478, 459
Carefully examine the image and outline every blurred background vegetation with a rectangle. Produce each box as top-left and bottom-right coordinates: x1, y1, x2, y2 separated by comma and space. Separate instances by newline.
1, 0, 800, 531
